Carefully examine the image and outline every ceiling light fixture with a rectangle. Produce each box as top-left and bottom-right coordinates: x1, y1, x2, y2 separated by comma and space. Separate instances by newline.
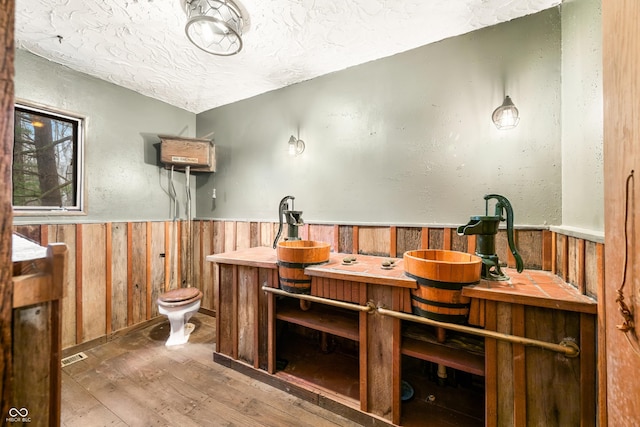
492, 96, 520, 130
288, 135, 305, 156
183, 0, 244, 56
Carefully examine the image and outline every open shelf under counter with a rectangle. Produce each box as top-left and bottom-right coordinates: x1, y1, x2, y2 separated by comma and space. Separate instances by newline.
275, 297, 359, 341
400, 355, 485, 427
401, 323, 485, 377
275, 332, 361, 404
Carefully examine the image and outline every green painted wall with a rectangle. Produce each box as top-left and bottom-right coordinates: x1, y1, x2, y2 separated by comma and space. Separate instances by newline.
195, 8, 564, 228
14, 50, 197, 223
13, 3, 604, 235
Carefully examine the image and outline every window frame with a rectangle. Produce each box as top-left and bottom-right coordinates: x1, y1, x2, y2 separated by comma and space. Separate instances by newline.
12, 101, 86, 216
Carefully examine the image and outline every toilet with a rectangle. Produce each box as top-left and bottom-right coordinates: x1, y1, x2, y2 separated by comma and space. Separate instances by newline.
157, 287, 203, 346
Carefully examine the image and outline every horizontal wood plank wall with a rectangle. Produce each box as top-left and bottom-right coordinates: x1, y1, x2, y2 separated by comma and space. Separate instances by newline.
12, 222, 603, 351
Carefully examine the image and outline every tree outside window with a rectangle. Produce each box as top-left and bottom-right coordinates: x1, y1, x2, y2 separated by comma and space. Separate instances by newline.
13, 104, 84, 212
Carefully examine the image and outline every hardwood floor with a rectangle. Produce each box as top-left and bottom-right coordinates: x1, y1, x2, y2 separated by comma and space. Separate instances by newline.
60, 313, 359, 426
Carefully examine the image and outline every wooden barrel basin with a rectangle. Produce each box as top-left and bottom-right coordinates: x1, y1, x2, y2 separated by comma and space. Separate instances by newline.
404, 249, 482, 324
276, 240, 331, 294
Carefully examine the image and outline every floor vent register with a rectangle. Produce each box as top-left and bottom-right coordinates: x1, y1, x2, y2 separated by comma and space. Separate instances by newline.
61, 352, 88, 367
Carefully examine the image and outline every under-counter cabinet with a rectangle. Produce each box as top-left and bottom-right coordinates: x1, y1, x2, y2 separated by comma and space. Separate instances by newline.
207, 247, 597, 426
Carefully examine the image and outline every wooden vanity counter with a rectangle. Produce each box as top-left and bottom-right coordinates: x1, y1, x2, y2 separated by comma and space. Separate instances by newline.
463, 268, 597, 314
207, 247, 597, 426
207, 247, 416, 288
208, 246, 415, 425
304, 253, 416, 288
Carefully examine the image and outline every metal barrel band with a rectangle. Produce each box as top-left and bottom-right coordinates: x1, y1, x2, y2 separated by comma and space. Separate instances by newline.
405, 271, 479, 290
410, 293, 469, 309
279, 277, 312, 284
411, 306, 468, 324
277, 260, 328, 269
280, 285, 312, 295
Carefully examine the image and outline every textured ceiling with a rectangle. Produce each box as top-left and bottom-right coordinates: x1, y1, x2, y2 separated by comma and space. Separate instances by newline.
15, 0, 560, 114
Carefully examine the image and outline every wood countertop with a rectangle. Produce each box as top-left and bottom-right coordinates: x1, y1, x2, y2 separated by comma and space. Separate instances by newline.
463, 268, 598, 314
305, 253, 416, 288
207, 247, 598, 310
206, 247, 416, 288
206, 246, 278, 269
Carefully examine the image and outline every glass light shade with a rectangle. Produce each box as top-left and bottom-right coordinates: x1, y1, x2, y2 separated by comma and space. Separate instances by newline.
288, 135, 305, 156
492, 96, 520, 130
184, 0, 243, 56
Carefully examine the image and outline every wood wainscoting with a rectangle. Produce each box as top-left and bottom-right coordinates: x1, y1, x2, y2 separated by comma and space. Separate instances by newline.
13, 221, 602, 352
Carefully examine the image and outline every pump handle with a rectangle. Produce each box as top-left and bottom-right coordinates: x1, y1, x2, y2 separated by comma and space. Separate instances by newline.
273, 195, 295, 249
484, 194, 524, 272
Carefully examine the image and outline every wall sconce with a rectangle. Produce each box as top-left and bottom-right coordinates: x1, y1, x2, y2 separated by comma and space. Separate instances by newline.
492, 96, 520, 130
288, 135, 305, 156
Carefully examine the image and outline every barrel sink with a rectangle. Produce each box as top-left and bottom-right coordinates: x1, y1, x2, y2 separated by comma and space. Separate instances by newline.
276, 240, 331, 294
404, 249, 482, 324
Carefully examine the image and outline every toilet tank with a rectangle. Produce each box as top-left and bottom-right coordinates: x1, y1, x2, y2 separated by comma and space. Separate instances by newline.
159, 135, 216, 173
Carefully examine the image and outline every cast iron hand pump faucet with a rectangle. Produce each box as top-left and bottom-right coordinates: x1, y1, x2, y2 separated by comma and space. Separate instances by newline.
457, 194, 523, 281
273, 195, 304, 249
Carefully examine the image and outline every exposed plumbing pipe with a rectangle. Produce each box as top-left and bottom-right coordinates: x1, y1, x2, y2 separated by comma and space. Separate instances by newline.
185, 165, 192, 288
167, 165, 178, 291
169, 165, 178, 220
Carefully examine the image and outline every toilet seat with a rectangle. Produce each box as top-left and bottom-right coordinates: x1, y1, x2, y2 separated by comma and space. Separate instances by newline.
157, 287, 203, 346
158, 287, 202, 307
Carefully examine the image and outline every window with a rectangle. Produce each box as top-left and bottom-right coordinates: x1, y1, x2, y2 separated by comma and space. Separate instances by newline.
13, 103, 84, 213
